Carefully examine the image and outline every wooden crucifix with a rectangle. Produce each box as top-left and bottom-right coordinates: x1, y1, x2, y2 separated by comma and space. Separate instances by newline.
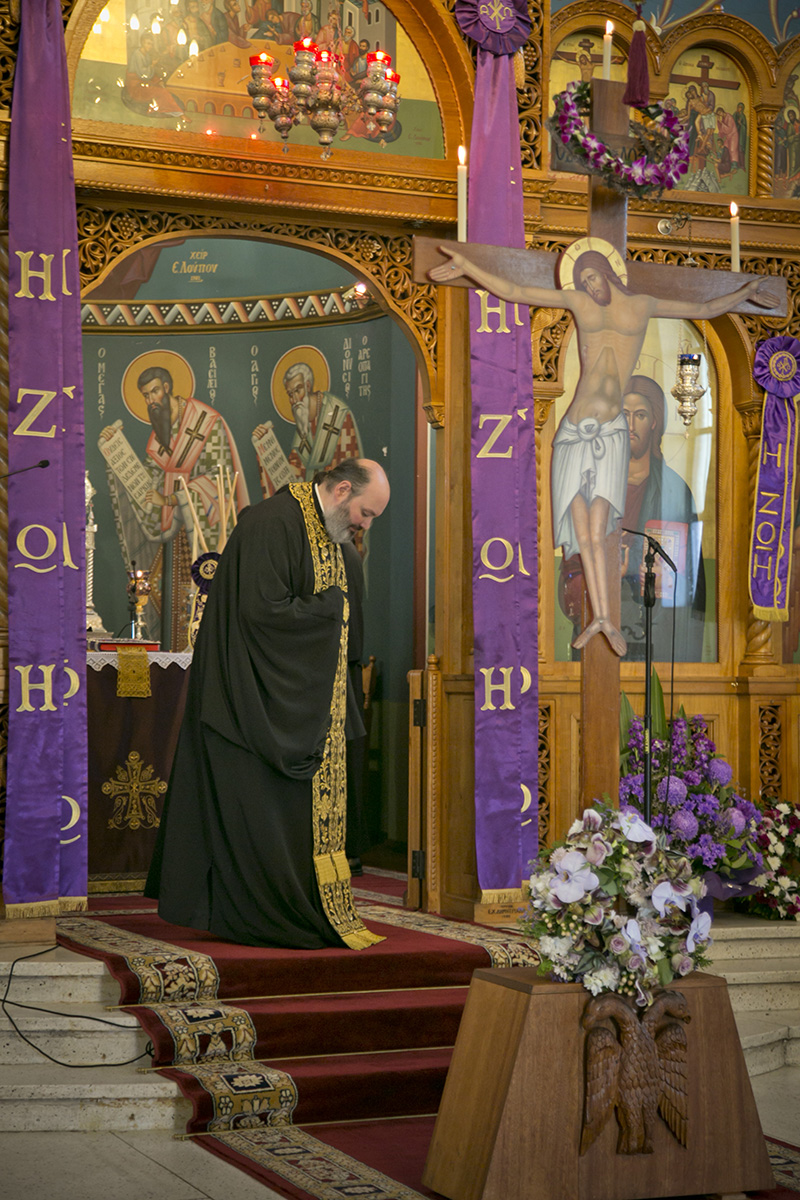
414, 79, 787, 810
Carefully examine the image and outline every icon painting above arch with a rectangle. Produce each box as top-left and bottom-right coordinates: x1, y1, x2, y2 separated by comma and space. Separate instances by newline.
549, 31, 752, 199
75, 0, 443, 157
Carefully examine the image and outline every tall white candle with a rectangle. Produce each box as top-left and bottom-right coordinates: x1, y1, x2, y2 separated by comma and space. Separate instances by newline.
602, 21, 613, 80
730, 201, 740, 272
457, 145, 467, 243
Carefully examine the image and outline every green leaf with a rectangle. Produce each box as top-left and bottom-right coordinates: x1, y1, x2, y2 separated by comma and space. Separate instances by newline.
657, 957, 674, 986
620, 689, 636, 763
651, 669, 668, 742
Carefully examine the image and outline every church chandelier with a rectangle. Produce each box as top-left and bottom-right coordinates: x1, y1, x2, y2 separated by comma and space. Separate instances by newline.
247, 43, 400, 159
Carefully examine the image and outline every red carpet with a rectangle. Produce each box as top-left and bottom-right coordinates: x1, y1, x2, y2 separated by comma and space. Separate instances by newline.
57, 888, 799, 1200
58, 882, 543, 1196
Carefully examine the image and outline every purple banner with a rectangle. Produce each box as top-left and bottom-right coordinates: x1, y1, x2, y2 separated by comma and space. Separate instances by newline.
466, 43, 539, 892
749, 337, 800, 622
5, 0, 88, 915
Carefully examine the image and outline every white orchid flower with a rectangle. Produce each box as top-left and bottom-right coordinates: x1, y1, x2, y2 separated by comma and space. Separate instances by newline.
550, 850, 599, 904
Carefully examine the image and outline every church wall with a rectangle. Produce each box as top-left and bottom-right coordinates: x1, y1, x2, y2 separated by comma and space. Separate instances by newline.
1, 0, 800, 916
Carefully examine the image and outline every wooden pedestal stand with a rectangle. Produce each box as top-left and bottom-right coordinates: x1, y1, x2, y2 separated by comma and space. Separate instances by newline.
0, 917, 57, 944
423, 969, 773, 1200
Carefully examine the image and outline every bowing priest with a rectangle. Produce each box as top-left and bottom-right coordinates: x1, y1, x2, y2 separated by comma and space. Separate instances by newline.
145, 458, 390, 949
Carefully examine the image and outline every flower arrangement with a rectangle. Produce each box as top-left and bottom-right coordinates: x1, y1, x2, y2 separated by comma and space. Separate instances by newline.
741, 801, 800, 921
520, 804, 712, 1008
549, 80, 689, 199
619, 711, 765, 891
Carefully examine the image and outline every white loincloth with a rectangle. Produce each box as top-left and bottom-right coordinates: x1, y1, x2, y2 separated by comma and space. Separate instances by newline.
552, 411, 629, 558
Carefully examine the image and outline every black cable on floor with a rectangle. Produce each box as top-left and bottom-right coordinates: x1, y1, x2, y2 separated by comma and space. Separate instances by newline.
2, 944, 153, 1068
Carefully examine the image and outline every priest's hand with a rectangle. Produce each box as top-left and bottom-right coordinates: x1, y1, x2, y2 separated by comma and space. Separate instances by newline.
145, 489, 168, 507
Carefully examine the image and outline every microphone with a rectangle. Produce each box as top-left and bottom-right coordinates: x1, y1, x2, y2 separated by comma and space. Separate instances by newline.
0, 460, 50, 480
621, 526, 678, 573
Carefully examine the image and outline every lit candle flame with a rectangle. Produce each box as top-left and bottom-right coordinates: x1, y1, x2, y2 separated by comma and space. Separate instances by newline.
605, 20, 613, 35
458, 145, 466, 167
730, 201, 739, 217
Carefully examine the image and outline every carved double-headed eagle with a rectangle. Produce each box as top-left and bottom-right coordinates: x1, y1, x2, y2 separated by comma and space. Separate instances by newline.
580, 990, 690, 1156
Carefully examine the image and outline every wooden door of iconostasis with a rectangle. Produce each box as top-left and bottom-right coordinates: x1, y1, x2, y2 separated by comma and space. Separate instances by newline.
82, 232, 427, 866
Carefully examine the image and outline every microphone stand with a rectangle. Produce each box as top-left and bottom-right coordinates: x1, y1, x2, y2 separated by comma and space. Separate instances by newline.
642, 540, 656, 826
623, 528, 678, 826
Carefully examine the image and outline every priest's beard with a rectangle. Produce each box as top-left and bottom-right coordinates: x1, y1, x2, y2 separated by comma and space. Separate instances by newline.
324, 497, 356, 544
148, 399, 173, 454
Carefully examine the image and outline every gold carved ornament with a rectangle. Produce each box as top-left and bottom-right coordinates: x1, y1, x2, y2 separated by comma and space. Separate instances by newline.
75, 205, 439, 416
102, 750, 165, 831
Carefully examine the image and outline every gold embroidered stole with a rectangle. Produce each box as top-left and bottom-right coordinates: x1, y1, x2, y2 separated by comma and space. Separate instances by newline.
289, 483, 383, 950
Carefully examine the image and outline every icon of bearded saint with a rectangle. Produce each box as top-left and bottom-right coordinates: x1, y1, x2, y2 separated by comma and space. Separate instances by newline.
102, 363, 249, 648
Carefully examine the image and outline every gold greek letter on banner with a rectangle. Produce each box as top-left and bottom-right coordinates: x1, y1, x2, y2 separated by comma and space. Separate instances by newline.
476, 414, 514, 458
289, 483, 383, 950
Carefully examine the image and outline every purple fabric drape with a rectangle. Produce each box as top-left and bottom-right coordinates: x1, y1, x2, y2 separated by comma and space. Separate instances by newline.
5, 0, 88, 914
468, 47, 539, 889
749, 337, 800, 622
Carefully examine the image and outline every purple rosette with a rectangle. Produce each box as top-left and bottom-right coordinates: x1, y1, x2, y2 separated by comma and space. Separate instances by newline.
753, 335, 800, 399
454, 0, 530, 55
191, 551, 221, 595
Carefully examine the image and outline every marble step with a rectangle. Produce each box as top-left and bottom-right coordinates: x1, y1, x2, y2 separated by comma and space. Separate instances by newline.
708, 958, 800, 1011
707, 913, 800, 963
0, 1062, 189, 1133
0, 947, 118, 1006
737, 1008, 800, 1076
0, 1001, 146, 1066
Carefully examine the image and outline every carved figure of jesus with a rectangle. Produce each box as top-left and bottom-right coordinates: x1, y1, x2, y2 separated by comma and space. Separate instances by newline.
431, 238, 778, 655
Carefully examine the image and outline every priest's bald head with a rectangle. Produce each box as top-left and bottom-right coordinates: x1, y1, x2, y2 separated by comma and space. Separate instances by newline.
316, 458, 390, 544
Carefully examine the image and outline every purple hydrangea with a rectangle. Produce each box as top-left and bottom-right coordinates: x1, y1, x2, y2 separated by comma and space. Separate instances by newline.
718, 808, 746, 837
708, 758, 733, 788
656, 776, 688, 807
670, 809, 699, 841
683, 769, 702, 787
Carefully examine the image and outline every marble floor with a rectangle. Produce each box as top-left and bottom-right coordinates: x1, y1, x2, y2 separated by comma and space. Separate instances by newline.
0, 1066, 797, 1200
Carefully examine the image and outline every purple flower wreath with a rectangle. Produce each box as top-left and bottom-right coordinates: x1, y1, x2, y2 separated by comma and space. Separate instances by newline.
549, 80, 689, 199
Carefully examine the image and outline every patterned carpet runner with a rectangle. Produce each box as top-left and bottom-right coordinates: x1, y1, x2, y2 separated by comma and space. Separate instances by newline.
56, 880, 800, 1200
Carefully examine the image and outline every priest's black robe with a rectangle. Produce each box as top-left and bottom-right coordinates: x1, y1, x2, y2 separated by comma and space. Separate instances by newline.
146, 485, 369, 949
